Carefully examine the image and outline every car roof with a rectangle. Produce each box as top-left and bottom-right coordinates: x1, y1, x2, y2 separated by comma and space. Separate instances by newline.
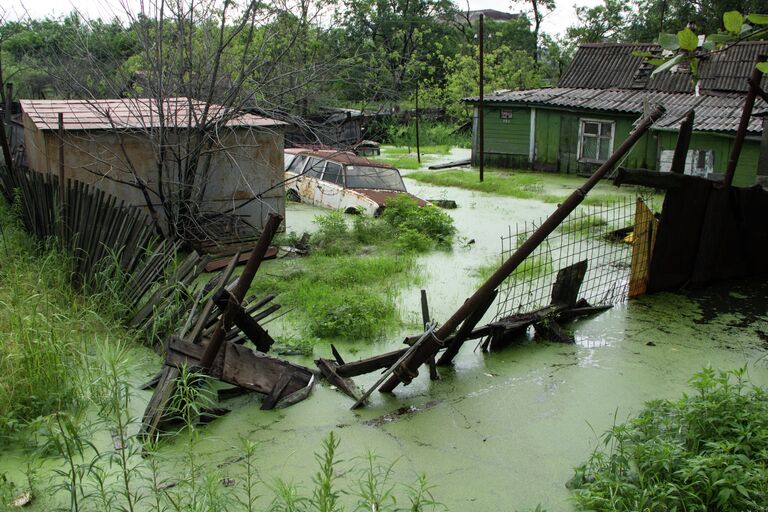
286, 148, 396, 169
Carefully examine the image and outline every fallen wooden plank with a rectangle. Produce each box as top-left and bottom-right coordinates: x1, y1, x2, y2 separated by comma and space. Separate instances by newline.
316, 358, 363, 401
213, 290, 275, 352
437, 289, 498, 366
427, 158, 471, 170
352, 326, 435, 408
204, 246, 278, 272
336, 348, 409, 378
166, 337, 314, 398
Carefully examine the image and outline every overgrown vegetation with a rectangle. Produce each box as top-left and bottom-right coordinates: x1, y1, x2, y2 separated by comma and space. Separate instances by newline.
254, 201, 455, 340
2, 349, 441, 511
0, 204, 115, 439
569, 367, 768, 511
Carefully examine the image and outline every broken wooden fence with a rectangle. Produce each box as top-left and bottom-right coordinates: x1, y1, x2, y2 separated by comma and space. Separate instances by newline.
140, 214, 317, 441
0, 165, 209, 344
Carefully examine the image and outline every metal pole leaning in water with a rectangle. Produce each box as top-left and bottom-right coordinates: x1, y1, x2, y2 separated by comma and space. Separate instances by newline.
379, 106, 666, 393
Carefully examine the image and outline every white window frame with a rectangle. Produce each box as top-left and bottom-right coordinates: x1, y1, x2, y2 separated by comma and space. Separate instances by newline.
577, 118, 615, 163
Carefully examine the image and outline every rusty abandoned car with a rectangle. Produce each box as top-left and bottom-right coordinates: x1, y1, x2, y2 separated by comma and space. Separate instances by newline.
284, 148, 427, 215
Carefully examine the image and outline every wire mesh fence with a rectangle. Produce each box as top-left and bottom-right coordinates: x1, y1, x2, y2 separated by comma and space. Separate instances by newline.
494, 195, 657, 321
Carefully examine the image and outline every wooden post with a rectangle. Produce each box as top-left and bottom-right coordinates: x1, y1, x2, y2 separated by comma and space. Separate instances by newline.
478, 13, 485, 183
421, 289, 438, 380
669, 109, 694, 174
58, 113, 66, 241
0, 83, 12, 170
724, 56, 765, 187
379, 107, 666, 393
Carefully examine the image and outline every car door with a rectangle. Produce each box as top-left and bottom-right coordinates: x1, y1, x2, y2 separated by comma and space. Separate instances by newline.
315, 161, 345, 210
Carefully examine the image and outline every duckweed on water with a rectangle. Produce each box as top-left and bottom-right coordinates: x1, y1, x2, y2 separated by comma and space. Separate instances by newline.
569, 367, 768, 511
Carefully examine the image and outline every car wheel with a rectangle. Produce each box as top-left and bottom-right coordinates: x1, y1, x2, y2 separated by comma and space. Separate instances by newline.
286, 189, 301, 202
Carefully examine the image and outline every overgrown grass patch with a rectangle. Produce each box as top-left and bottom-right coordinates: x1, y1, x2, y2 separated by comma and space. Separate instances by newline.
558, 213, 608, 235
252, 202, 454, 341
0, 204, 123, 440
408, 170, 563, 202
569, 367, 768, 511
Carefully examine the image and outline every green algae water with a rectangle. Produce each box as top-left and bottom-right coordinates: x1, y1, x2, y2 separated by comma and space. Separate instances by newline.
2, 156, 767, 511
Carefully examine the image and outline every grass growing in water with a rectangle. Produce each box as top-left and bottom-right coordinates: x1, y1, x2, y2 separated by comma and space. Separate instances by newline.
408, 170, 642, 206
558, 213, 608, 235
569, 367, 768, 511
253, 202, 455, 341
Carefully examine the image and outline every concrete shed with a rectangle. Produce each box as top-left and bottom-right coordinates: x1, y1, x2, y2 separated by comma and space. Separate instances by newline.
20, 97, 286, 239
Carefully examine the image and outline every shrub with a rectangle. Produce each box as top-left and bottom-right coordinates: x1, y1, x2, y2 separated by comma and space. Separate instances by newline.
381, 195, 456, 247
305, 287, 395, 339
569, 367, 768, 511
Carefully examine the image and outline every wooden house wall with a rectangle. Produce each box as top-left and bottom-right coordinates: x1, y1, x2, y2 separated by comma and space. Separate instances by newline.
656, 131, 760, 187
474, 104, 757, 186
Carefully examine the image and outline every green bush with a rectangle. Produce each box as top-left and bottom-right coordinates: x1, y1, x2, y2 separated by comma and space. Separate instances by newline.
569, 367, 768, 511
306, 287, 396, 339
395, 227, 434, 253
381, 195, 456, 247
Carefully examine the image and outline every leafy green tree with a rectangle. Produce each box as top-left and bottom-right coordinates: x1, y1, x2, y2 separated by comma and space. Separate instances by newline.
421, 45, 544, 122
625, 0, 766, 42
337, 0, 458, 101
512, 0, 555, 61
566, 0, 631, 43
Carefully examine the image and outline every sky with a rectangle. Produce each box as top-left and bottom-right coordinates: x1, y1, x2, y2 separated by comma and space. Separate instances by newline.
2, 0, 605, 36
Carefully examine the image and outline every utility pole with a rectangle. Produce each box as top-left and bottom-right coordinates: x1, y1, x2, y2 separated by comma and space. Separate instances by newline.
479, 13, 485, 182
415, 84, 421, 164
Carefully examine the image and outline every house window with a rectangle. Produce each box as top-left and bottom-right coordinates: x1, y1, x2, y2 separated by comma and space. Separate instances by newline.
578, 119, 614, 162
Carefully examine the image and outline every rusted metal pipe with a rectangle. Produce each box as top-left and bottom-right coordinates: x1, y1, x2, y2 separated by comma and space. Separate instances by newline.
198, 213, 283, 369
724, 56, 766, 187
379, 106, 665, 393
478, 13, 485, 183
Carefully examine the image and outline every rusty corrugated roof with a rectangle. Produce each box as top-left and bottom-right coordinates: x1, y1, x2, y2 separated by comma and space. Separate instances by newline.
20, 97, 285, 131
465, 88, 765, 134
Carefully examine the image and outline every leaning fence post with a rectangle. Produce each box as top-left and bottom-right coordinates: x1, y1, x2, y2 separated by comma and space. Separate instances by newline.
724, 56, 766, 187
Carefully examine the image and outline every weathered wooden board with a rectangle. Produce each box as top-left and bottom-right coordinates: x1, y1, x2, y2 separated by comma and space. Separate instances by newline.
166, 337, 314, 399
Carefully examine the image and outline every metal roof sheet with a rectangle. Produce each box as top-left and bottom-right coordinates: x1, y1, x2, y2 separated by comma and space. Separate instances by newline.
465, 88, 765, 134
20, 97, 285, 131
557, 41, 768, 94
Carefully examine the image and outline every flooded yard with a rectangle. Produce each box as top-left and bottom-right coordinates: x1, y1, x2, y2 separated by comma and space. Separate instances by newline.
2, 149, 767, 511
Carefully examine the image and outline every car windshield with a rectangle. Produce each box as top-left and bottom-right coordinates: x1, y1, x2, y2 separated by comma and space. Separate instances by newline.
344, 165, 406, 191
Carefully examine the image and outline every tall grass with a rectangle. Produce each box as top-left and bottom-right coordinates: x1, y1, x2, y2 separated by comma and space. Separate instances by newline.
0, 204, 110, 440
253, 204, 455, 341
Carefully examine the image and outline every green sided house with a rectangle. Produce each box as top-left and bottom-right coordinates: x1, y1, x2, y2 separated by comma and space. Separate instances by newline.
464, 41, 768, 187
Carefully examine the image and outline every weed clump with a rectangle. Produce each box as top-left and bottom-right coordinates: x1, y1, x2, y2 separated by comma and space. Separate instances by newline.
569, 367, 768, 511
381, 195, 456, 250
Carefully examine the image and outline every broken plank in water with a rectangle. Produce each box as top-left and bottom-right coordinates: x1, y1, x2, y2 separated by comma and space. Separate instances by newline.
316, 358, 363, 401
166, 337, 314, 401
335, 348, 409, 378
